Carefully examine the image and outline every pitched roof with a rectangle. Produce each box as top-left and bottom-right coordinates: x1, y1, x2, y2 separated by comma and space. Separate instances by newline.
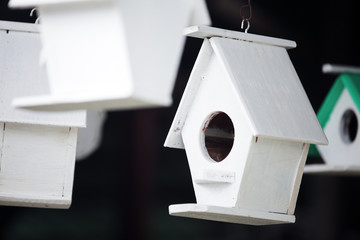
309, 73, 360, 156
165, 26, 328, 149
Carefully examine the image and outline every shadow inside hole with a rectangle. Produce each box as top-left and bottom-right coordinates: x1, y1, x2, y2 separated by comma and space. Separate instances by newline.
340, 109, 358, 144
204, 112, 234, 162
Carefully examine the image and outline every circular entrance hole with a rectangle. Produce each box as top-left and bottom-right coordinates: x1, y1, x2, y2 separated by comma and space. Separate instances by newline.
340, 109, 358, 144
204, 112, 235, 162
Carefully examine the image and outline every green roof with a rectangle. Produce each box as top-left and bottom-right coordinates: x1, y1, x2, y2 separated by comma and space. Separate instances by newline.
309, 73, 360, 157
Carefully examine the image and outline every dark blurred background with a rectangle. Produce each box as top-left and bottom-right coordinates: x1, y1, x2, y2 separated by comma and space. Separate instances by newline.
1, 0, 360, 239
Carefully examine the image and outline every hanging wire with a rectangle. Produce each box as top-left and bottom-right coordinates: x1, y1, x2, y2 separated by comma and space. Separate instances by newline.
240, 0, 252, 33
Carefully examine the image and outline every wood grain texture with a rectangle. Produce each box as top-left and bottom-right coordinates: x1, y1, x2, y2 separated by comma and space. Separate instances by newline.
0, 123, 77, 208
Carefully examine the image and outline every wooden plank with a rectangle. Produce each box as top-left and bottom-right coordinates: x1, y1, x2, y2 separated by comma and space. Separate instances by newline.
0, 20, 39, 33
184, 25, 296, 49
288, 143, 309, 215
169, 204, 295, 225
0, 123, 77, 208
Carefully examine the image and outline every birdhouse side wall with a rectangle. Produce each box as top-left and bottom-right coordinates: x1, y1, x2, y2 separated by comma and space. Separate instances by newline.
236, 137, 306, 214
0, 24, 85, 127
318, 88, 360, 165
38, 2, 134, 98
120, 0, 192, 107
182, 53, 254, 208
0, 122, 77, 208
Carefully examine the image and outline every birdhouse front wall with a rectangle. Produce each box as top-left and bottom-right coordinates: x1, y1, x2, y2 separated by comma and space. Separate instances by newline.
317, 88, 360, 165
38, 2, 134, 98
237, 138, 308, 214
0, 122, 77, 208
181, 53, 254, 208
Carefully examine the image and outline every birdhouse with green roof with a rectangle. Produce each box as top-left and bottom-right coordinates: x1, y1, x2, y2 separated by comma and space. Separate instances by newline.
306, 64, 360, 174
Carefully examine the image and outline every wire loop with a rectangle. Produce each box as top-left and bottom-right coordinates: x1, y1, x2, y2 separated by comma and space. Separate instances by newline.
240, 0, 252, 33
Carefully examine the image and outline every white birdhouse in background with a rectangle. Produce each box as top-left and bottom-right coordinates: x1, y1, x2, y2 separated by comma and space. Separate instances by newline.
8, 0, 211, 111
305, 64, 360, 175
0, 21, 86, 208
76, 111, 106, 160
164, 26, 328, 225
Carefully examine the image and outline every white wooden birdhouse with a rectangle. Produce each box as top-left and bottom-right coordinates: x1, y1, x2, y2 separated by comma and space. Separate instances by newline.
164, 26, 328, 225
8, 0, 211, 111
305, 64, 360, 175
0, 21, 86, 208
76, 111, 106, 160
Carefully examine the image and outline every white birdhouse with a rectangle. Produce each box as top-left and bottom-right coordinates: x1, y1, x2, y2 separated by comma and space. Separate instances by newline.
305, 64, 360, 175
76, 111, 106, 160
164, 26, 328, 225
8, 0, 211, 111
0, 21, 86, 208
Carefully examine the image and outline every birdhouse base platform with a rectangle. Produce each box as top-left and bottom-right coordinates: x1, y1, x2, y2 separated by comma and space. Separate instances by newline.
12, 94, 169, 111
169, 204, 295, 225
304, 164, 360, 175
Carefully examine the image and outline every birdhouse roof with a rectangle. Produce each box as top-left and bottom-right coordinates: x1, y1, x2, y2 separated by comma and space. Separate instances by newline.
165, 26, 328, 149
317, 73, 360, 130
0, 21, 86, 127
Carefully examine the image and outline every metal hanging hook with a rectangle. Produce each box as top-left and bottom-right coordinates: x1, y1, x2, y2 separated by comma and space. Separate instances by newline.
30, 8, 41, 24
241, 19, 250, 33
240, 0, 252, 33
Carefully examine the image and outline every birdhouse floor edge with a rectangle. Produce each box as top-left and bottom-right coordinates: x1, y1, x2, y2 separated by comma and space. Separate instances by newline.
304, 164, 360, 176
169, 204, 295, 225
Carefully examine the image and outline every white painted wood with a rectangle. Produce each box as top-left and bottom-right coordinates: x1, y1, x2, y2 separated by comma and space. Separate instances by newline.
0, 21, 39, 33
322, 63, 360, 74
210, 37, 328, 145
304, 164, 360, 175
184, 25, 297, 49
0, 21, 86, 127
0, 21, 85, 208
164, 39, 214, 149
165, 27, 327, 224
10, 0, 211, 111
288, 143, 309, 215
181, 52, 253, 208
0, 123, 77, 208
187, 0, 211, 26
169, 204, 295, 225
194, 169, 235, 184
238, 139, 305, 214
9, 0, 106, 8
76, 111, 106, 160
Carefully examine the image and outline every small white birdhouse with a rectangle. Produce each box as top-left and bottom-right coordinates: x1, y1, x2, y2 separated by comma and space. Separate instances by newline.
8, 0, 211, 111
305, 64, 360, 175
164, 26, 328, 225
0, 21, 86, 208
76, 111, 106, 160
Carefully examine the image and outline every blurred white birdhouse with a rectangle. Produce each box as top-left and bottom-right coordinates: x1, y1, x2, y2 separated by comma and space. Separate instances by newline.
164, 26, 328, 225
305, 64, 360, 175
76, 111, 106, 160
8, 0, 211, 111
0, 21, 86, 208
